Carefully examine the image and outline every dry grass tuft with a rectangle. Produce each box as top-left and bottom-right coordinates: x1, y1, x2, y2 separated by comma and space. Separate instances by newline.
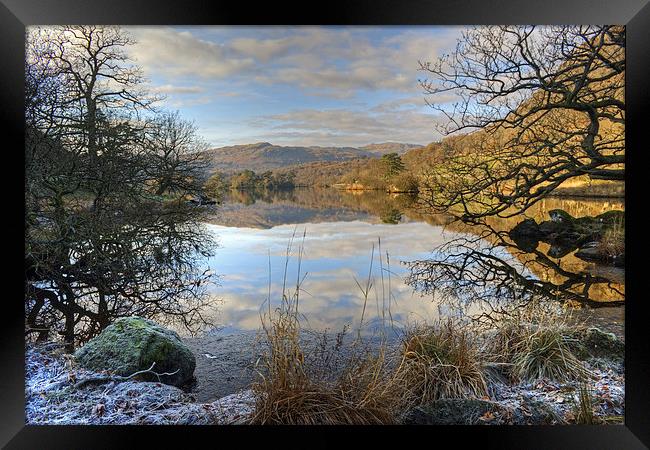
248, 234, 408, 425
571, 382, 597, 424
400, 319, 487, 403
484, 304, 590, 383
598, 219, 625, 258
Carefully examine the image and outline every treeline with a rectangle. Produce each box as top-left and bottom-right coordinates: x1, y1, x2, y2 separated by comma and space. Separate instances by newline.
239, 153, 423, 192
257, 149, 449, 192
203, 170, 295, 199
25, 26, 214, 350
337, 152, 419, 192
271, 158, 372, 188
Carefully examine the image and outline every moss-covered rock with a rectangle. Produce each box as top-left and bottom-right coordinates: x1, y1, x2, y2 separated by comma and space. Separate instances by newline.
402, 398, 509, 425
74, 317, 196, 387
548, 209, 575, 223
546, 209, 624, 242
510, 218, 542, 238
510, 209, 624, 265
402, 397, 560, 425
572, 327, 624, 363
595, 210, 625, 226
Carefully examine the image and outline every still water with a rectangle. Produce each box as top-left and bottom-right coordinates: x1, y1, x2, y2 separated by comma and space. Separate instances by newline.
199, 188, 625, 334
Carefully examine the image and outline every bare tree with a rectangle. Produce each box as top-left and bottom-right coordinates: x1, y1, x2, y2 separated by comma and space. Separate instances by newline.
31, 26, 154, 159
145, 110, 210, 196
417, 25, 624, 220
25, 26, 216, 350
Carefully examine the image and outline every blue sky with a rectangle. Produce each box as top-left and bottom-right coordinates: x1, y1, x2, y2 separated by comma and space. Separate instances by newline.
125, 26, 465, 148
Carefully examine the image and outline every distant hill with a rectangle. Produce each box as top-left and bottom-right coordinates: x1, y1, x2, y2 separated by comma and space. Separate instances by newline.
201, 141, 421, 173
274, 158, 372, 187
359, 142, 422, 156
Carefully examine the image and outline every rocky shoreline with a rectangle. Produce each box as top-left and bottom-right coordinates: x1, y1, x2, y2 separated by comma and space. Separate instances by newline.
26, 320, 625, 425
26, 344, 255, 425
509, 209, 624, 265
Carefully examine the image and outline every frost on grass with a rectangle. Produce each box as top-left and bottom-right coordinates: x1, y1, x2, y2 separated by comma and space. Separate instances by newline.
26, 344, 254, 425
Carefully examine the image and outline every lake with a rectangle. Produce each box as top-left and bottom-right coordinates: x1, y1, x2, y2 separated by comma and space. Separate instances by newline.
196, 188, 625, 336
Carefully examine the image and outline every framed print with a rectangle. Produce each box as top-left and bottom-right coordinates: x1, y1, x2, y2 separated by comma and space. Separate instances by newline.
3, 0, 649, 448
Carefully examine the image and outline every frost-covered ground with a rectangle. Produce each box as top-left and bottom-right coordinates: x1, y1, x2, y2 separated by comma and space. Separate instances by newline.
27, 337, 624, 425
26, 345, 254, 425
488, 360, 625, 424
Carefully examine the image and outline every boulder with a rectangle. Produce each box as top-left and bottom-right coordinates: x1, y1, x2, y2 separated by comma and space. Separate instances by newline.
510, 218, 542, 238
548, 209, 575, 223
538, 209, 612, 246
75, 316, 196, 387
509, 219, 542, 251
574, 245, 601, 261
575, 244, 625, 267
595, 210, 624, 226
538, 219, 575, 238
572, 327, 624, 363
402, 397, 560, 425
402, 398, 510, 425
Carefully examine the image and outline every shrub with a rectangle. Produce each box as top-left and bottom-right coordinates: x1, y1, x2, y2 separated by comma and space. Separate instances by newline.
389, 172, 419, 193
571, 382, 597, 424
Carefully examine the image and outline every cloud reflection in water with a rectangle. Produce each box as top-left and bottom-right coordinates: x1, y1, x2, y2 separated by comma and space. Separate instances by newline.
201, 220, 465, 333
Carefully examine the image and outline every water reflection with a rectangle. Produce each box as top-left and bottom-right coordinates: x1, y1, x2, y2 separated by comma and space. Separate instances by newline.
198, 188, 624, 334
202, 220, 466, 333
438, 203, 625, 305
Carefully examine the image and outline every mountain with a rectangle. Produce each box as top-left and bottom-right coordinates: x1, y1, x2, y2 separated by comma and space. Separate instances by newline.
273, 158, 372, 187
359, 142, 422, 156
201, 142, 421, 173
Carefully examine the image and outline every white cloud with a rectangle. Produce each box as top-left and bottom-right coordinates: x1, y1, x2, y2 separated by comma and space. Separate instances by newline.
229, 36, 295, 62
199, 220, 465, 331
247, 107, 446, 146
127, 27, 255, 79
127, 26, 463, 96
121, 26, 465, 146
151, 84, 204, 95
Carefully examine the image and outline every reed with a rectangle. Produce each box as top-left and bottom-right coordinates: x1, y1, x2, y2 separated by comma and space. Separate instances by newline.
249, 233, 409, 424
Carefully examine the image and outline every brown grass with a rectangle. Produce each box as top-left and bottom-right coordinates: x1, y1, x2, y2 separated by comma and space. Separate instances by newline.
571, 382, 597, 424
598, 219, 625, 258
400, 319, 487, 403
484, 304, 590, 383
551, 178, 625, 198
248, 238, 595, 425
248, 234, 410, 425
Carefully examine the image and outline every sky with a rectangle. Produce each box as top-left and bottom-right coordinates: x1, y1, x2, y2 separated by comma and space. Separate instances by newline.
124, 26, 466, 148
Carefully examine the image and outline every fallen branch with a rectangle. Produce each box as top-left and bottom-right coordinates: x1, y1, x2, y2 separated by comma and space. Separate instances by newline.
73, 362, 181, 389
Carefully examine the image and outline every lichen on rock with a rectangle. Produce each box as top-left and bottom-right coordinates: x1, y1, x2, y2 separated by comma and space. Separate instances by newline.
572, 327, 625, 363
74, 316, 196, 387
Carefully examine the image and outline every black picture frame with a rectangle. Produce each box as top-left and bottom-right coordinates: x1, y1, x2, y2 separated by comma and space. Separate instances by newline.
3, 1, 648, 448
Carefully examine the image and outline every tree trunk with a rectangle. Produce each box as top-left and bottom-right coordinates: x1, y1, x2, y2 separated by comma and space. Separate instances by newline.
98, 291, 110, 331
63, 308, 75, 353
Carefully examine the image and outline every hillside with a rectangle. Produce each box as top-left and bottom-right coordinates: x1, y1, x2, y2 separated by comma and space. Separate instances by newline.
274, 158, 372, 187
359, 142, 422, 156
201, 142, 420, 173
